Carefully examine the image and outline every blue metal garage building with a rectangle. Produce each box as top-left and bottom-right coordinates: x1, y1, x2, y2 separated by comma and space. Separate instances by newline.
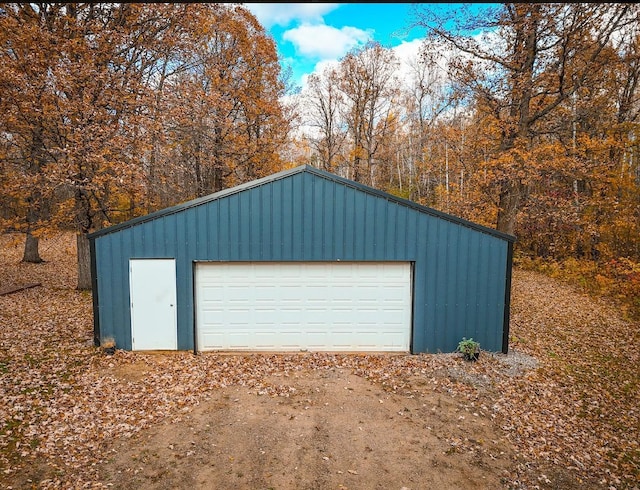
88, 165, 515, 354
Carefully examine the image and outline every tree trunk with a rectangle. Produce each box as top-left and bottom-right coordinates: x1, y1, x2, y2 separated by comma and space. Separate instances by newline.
22, 188, 44, 263
22, 232, 43, 263
496, 180, 523, 235
76, 233, 92, 290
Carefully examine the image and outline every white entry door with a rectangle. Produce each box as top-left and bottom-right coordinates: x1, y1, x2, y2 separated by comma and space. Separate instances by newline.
129, 259, 177, 350
195, 262, 412, 352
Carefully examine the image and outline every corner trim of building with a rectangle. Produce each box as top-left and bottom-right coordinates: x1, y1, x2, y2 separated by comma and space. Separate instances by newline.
89, 236, 101, 347
502, 240, 515, 354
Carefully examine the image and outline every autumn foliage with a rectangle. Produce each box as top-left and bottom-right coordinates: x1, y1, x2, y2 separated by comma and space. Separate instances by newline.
0, 3, 292, 287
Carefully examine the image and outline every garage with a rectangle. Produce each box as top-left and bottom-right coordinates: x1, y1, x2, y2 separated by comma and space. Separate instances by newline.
89, 164, 515, 354
195, 262, 412, 351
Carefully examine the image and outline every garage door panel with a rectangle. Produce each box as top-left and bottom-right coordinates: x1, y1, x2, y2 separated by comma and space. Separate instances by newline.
196, 262, 411, 352
201, 312, 222, 325
304, 285, 329, 296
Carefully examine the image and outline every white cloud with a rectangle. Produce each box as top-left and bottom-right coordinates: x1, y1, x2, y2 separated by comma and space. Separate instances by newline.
392, 38, 424, 60
299, 58, 341, 91
296, 38, 429, 96
243, 3, 340, 28
292, 36, 460, 136
311, 58, 341, 76
296, 38, 436, 92
283, 23, 373, 60
391, 39, 426, 81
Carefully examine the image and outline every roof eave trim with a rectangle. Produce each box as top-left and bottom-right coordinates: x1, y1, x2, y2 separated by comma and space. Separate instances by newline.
88, 164, 516, 243
303, 165, 517, 243
87, 165, 309, 240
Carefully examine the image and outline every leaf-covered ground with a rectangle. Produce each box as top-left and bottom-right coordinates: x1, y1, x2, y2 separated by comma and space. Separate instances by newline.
504, 270, 640, 488
0, 233, 638, 489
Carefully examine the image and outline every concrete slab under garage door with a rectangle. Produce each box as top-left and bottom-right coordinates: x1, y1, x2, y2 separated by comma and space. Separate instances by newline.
195, 262, 412, 352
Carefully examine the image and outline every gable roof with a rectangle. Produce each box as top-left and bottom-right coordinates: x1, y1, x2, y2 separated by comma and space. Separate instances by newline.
88, 165, 516, 242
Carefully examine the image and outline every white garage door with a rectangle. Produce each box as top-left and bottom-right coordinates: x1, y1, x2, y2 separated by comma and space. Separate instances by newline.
195, 262, 412, 352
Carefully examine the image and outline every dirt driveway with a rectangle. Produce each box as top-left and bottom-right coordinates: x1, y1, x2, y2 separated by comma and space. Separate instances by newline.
100, 359, 516, 490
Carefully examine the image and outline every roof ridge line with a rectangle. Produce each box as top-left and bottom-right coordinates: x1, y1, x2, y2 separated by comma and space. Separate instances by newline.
89, 165, 515, 243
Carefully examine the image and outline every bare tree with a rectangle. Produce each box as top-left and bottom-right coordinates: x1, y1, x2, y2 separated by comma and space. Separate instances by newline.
339, 41, 400, 186
306, 68, 347, 173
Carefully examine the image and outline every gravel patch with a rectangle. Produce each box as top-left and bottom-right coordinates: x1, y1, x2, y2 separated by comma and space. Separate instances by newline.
491, 349, 539, 377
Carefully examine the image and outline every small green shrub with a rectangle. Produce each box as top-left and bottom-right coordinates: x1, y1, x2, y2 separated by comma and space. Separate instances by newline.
457, 337, 480, 361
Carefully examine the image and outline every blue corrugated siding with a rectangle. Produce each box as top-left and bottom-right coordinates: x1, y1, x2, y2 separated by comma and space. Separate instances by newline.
92, 168, 511, 353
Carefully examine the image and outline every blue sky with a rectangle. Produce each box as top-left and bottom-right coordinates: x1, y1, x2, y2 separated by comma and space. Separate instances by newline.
243, 3, 445, 89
